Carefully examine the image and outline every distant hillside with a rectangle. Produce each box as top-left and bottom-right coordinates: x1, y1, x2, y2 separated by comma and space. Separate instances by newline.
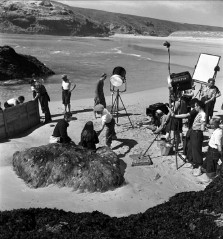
0, 0, 223, 37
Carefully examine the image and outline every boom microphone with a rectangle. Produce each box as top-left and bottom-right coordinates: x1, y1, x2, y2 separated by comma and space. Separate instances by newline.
163, 41, 170, 48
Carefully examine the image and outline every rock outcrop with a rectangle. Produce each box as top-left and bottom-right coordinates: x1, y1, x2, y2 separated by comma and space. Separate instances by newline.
0, 45, 54, 81
12, 143, 124, 192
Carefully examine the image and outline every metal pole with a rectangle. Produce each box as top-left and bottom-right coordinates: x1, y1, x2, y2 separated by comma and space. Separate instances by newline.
116, 89, 119, 123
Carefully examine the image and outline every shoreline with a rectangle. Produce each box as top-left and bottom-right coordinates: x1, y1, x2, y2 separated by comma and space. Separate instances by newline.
111, 33, 223, 44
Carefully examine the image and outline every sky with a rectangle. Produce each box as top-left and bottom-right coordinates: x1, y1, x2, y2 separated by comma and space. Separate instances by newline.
57, 0, 223, 28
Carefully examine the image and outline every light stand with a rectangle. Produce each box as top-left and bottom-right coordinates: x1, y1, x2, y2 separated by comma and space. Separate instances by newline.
110, 83, 134, 128
110, 67, 134, 128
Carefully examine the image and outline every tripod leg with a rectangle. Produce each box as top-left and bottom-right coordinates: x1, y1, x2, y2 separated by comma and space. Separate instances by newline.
111, 94, 118, 114
118, 94, 134, 128
116, 93, 119, 123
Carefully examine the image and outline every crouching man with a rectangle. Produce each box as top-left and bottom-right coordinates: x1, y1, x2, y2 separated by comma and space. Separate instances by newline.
94, 104, 117, 148
49, 112, 73, 144
153, 109, 170, 135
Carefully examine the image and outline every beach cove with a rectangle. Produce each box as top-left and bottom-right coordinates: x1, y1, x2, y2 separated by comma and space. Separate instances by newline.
0, 34, 223, 217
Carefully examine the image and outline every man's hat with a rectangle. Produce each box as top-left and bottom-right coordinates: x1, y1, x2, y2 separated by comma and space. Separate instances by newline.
62, 74, 68, 80
94, 104, 104, 112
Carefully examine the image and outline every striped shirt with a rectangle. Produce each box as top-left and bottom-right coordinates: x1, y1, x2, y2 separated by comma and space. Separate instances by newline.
192, 111, 206, 130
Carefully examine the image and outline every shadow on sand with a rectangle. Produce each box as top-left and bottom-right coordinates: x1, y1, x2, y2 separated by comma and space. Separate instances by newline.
112, 138, 138, 158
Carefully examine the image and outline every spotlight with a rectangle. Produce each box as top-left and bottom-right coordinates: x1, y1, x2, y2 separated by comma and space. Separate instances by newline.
110, 66, 126, 88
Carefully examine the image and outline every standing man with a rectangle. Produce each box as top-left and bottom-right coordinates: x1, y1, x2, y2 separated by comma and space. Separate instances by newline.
201, 78, 221, 126
33, 81, 52, 124
94, 73, 107, 119
172, 98, 199, 163
61, 74, 76, 113
49, 112, 73, 144
190, 100, 206, 176
94, 104, 117, 148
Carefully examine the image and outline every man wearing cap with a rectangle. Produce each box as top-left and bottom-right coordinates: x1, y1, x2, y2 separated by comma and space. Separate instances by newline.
94, 104, 117, 148
94, 73, 107, 119
61, 74, 76, 113
49, 112, 73, 144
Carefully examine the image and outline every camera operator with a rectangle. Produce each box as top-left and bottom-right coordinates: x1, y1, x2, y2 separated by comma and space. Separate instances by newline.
171, 98, 199, 164
180, 89, 194, 114
165, 92, 183, 147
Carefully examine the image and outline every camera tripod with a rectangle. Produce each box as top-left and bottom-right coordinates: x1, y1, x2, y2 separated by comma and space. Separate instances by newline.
111, 89, 134, 128
168, 90, 187, 170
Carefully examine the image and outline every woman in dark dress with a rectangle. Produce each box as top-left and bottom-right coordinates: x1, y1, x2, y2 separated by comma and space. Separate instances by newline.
79, 121, 99, 150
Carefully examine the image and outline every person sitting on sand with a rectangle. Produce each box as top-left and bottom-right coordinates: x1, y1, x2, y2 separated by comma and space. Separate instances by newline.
61, 74, 76, 113
49, 112, 73, 144
79, 121, 99, 150
94, 73, 107, 119
33, 81, 52, 124
94, 104, 117, 148
4, 96, 25, 108
200, 118, 223, 183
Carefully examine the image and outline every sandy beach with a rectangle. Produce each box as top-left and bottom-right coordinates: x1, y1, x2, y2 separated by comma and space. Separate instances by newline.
1, 84, 222, 218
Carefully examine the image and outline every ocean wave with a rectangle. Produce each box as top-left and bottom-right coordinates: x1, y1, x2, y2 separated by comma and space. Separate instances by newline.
50, 50, 70, 55
77, 47, 152, 61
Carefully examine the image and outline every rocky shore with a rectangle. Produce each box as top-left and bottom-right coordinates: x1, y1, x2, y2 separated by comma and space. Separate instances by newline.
0, 45, 54, 82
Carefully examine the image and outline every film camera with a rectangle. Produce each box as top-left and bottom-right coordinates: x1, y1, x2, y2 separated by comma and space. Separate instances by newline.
168, 71, 192, 92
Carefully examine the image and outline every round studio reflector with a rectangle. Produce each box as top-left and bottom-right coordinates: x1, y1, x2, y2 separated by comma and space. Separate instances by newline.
110, 66, 126, 87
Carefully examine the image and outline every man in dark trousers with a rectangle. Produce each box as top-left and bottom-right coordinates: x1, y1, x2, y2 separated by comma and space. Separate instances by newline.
33, 81, 52, 124
49, 112, 73, 144
94, 73, 107, 119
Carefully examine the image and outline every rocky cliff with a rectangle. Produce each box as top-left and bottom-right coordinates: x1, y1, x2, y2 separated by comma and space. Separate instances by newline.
0, 0, 223, 37
0, 0, 110, 36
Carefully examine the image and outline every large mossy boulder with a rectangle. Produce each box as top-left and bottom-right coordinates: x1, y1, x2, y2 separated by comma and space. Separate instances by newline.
12, 143, 124, 192
0, 45, 55, 81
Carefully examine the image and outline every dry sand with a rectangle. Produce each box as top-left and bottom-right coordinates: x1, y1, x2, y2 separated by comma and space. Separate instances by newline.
1, 86, 222, 218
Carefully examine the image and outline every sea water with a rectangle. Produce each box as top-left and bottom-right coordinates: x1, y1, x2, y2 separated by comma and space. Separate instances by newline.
0, 33, 222, 103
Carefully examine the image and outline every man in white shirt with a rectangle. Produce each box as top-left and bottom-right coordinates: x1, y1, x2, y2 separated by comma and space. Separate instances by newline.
94, 104, 117, 148
190, 100, 206, 176
4, 96, 25, 108
200, 118, 223, 182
